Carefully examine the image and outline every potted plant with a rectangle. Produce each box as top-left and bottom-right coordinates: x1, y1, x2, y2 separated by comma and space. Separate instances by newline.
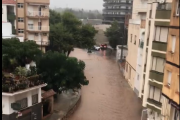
15, 66, 27, 79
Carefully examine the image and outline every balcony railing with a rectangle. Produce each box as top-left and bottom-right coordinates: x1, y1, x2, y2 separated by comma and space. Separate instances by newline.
147, 98, 162, 108
149, 70, 164, 83
152, 41, 167, 51
27, 26, 49, 31
27, 11, 49, 17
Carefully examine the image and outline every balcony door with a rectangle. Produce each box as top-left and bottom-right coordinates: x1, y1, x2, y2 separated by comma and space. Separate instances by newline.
38, 21, 41, 30
39, 6, 42, 16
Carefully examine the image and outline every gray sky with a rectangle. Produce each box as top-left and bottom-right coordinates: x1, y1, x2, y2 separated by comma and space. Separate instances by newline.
50, 0, 104, 11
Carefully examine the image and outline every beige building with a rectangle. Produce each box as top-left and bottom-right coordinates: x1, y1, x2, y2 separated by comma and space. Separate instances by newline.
124, 0, 147, 90
16, 0, 50, 52
161, 0, 179, 120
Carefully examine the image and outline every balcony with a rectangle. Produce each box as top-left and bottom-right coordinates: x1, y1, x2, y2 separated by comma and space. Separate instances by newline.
102, 20, 124, 24
147, 104, 161, 114
155, 10, 171, 26
135, 4, 147, 13
149, 81, 163, 89
27, 11, 49, 19
27, 26, 49, 33
102, 13, 126, 17
149, 70, 164, 83
103, 3, 132, 7
147, 98, 162, 108
152, 41, 167, 51
26, 0, 50, 4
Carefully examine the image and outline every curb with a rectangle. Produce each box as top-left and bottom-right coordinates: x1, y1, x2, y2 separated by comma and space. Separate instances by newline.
60, 91, 81, 120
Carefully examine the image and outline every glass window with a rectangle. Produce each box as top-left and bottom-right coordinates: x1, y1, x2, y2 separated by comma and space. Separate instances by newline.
18, 17, 24, 22
167, 71, 172, 86
32, 94, 38, 105
18, 29, 24, 33
176, 0, 179, 16
18, 3, 24, 8
171, 35, 176, 53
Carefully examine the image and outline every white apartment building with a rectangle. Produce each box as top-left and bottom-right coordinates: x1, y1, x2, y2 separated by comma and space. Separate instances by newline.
124, 0, 147, 90
2, 21, 24, 41
2, 0, 16, 29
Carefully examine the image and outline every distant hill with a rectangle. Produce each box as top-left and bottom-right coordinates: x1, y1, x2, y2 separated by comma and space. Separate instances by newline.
53, 8, 103, 19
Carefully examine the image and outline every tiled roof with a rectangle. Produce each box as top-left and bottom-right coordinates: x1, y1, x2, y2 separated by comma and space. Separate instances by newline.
42, 89, 56, 99
2, 0, 16, 4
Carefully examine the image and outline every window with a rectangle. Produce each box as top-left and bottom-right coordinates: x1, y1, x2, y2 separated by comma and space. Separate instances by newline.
18, 3, 23, 8
167, 71, 172, 86
16, 98, 28, 109
134, 35, 136, 45
176, 0, 179, 16
18, 17, 24, 22
171, 35, 176, 53
32, 94, 38, 105
28, 24, 33, 30
137, 75, 139, 80
151, 57, 165, 73
2, 8, 3, 14
177, 75, 179, 92
18, 29, 24, 33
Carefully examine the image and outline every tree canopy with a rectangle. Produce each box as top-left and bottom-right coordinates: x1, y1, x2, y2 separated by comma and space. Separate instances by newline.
49, 10, 97, 56
104, 21, 125, 49
2, 38, 42, 71
36, 51, 89, 93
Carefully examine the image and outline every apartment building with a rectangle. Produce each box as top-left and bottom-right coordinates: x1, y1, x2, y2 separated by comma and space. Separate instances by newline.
2, 0, 16, 33
15, 0, 50, 53
102, 0, 132, 24
139, 0, 173, 119
124, 0, 147, 91
161, 0, 179, 120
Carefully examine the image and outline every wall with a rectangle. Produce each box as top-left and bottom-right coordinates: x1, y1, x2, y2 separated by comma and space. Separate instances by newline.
2, 5, 7, 22
2, 88, 40, 115
2, 22, 12, 36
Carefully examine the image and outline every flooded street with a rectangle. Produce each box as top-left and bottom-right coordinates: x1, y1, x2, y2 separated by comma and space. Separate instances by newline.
68, 48, 143, 120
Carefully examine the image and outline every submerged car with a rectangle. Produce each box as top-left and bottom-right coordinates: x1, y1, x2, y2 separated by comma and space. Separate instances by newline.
94, 45, 101, 50
100, 44, 107, 50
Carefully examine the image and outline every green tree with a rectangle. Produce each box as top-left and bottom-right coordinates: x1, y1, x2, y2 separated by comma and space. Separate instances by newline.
36, 51, 89, 93
104, 21, 123, 49
49, 9, 61, 25
2, 38, 42, 70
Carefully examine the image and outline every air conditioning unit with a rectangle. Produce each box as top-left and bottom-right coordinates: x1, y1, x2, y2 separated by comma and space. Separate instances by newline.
158, 0, 165, 4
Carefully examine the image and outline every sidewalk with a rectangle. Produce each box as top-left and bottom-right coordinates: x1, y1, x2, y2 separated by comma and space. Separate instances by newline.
44, 89, 81, 120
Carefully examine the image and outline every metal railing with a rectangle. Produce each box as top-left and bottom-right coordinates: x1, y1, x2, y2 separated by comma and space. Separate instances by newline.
27, 26, 49, 31
27, 11, 49, 17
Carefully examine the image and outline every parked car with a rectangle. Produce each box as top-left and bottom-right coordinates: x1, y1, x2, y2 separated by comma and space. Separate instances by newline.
100, 44, 107, 50
94, 45, 101, 50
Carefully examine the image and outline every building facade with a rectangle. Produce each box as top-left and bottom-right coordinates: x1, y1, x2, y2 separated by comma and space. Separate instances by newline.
15, 0, 50, 53
102, 0, 132, 24
2, 81, 46, 120
2, 21, 24, 41
139, 0, 173, 119
124, 0, 147, 91
161, 0, 179, 120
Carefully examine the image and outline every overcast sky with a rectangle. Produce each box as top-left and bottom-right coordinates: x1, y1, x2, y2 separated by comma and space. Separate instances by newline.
50, 0, 104, 11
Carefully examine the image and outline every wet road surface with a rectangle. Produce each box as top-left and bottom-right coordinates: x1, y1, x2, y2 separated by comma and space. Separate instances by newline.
68, 48, 143, 120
